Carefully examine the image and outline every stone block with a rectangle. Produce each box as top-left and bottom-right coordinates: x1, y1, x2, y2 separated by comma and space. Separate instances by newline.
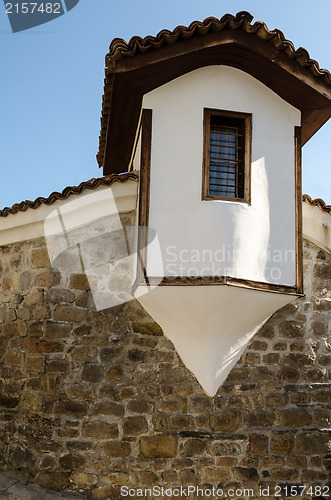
233, 467, 258, 481
35, 472, 71, 490
4, 350, 21, 367
126, 399, 153, 413
139, 435, 177, 458
48, 288, 75, 304
200, 467, 231, 482
0, 395, 19, 409
82, 421, 118, 439
82, 363, 104, 383
278, 320, 305, 338
20, 391, 43, 412
270, 468, 298, 480
53, 305, 86, 323
54, 400, 88, 417
270, 433, 294, 455
295, 432, 330, 455
277, 366, 300, 382
24, 290, 44, 306
181, 438, 207, 456
3, 324, 19, 336
31, 248, 50, 268
277, 408, 312, 426
122, 416, 148, 436
247, 434, 268, 456
92, 402, 124, 418
283, 353, 315, 367
105, 366, 123, 382
189, 395, 212, 414
168, 415, 194, 431
26, 353, 45, 373
158, 365, 187, 384
71, 346, 98, 361
211, 411, 241, 431
67, 385, 96, 401
46, 358, 70, 374
244, 411, 275, 427
59, 454, 87, 470
249, 340, 268, 351
34, 270, 61, 287
24, 338, 62, 353
101, 440, 131, 458
131, 322, 163, 336
73, 472, 98, 487
100, 346, 124, 363
265, 393, 288, 407
156, 399, 179, 414
314, 262, 331, 279
126, 348, 148, 363
69, 274, 90, 290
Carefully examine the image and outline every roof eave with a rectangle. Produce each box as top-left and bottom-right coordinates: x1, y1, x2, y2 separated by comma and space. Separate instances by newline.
98, 13, 331, 174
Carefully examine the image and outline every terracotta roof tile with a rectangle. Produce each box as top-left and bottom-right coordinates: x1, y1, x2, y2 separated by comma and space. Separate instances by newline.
98, 11, 331, 168
0, 173, 138, 218
1, 174, 329, 219
302, 194, 331, 214
107, 12, 331, 83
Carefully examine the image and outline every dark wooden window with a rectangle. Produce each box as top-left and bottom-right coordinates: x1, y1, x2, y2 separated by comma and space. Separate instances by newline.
202, 109, 252, 203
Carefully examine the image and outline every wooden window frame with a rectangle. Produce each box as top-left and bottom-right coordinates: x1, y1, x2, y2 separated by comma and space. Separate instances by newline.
135, 109, 153, 287
202, 108, 252, 203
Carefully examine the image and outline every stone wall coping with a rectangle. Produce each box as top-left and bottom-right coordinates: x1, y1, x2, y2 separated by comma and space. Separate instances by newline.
0, 180, 138, 246
303, 200, 331, 253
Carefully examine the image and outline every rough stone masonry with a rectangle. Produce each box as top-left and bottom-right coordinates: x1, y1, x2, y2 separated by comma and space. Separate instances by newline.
0, 225, 330, 499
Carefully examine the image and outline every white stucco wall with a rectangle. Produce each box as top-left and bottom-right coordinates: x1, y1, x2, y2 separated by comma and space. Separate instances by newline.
136, 284, 296, 396
0, 180, 138, 245
143, 66, 301, 286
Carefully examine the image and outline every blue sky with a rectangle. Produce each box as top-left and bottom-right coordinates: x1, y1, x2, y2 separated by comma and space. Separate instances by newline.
0, 0, 330, 208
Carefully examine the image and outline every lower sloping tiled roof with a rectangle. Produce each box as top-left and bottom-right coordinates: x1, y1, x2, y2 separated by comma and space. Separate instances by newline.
0, 173, 138, 217
302, 194, 331, 214
0, 172, 329, 218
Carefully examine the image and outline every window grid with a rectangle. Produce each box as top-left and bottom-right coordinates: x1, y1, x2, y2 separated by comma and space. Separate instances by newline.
202, 108, 252, 203
209, 125, 240, 198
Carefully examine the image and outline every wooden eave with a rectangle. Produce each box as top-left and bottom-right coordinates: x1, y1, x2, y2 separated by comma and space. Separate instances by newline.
99, 17, 331, 175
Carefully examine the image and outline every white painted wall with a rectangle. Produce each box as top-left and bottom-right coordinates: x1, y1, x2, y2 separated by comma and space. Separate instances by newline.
136, 284, 296, 396
303, 202, 331, 253
143, 66, 301, 286
0, 180, 138, 245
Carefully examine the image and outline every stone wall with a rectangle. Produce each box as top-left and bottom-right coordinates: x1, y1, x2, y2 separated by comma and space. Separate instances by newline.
0, 233, 330, 499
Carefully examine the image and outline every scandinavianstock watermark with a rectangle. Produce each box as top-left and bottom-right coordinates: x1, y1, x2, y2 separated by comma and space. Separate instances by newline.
164, 245, 294, 282
44, 186, 295, 312
44, 187, 163, 311
3, 0, 80, 32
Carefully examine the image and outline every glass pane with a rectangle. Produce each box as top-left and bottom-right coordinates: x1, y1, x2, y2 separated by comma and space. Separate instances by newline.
209, 125, 238, 197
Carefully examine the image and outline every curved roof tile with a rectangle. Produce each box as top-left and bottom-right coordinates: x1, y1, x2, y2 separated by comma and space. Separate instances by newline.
0, 173, 138, 218
106, 12, 330, 84
98, 11, 331, 169
302, 194, 331, 214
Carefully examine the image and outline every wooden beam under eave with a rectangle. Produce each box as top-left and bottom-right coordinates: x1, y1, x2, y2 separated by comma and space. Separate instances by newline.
102, 31, 331, 174
301, 108, 331, 146
103, 77, 143, 175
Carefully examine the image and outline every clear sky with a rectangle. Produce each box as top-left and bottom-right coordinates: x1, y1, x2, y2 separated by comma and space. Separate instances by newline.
0, 0, 330, 209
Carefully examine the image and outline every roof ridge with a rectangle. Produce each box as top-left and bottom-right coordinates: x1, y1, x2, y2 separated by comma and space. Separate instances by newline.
0, 173, 138, 218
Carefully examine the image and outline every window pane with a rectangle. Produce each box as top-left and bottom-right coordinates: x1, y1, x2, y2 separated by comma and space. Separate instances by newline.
209, 125, 238, 197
